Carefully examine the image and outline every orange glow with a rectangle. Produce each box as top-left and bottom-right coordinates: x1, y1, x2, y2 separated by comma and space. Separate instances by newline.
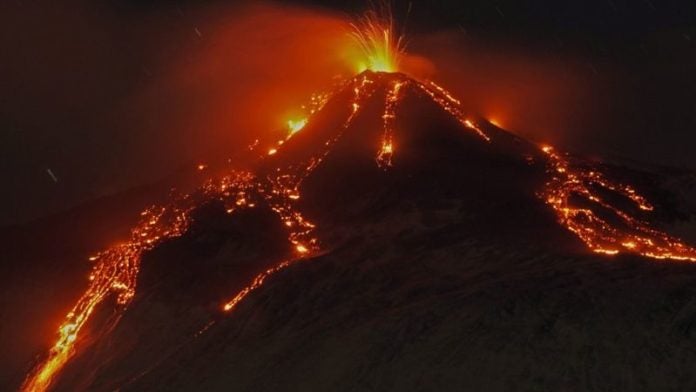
376, 80, 405, 168
287, 118, 308, 134
417, 81, 491, 142
221, 73, 378, 315
381, 143, 393, 154
23, 148, 320, 390
197, 164, 207, 171
222, 259, 293, 313
350, 8, 404, 73
23, 52, 696, 392
595, 249, 620, 256
21, 171, 260, 392
622, 241, 637, 249
540, 145, 696, 262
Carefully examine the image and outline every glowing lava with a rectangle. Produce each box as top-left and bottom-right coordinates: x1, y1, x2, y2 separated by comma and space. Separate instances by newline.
540, 146, 696, 261
376, 80, 405, 168
22, 154, 326, 391
416, 81, 491, 142
350, 8, 404, 73
287, 118, 308, 134
21, 16, 696, 392
21, 171, 259, 392
221, 73, 377, 313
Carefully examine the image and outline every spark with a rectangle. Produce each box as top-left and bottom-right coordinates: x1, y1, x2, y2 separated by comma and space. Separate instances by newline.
22, 171, 261, 392
350, 6, 405, 73
46, 169, 58, 183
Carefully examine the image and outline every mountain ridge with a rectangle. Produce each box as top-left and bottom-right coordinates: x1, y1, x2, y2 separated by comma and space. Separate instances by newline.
8, 70, 696, 391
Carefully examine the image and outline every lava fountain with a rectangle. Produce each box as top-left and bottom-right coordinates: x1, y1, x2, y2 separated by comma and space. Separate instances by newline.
349, 6, 405, 73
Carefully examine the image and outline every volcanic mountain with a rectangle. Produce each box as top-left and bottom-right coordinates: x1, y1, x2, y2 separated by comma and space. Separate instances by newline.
7, 71, 696, 391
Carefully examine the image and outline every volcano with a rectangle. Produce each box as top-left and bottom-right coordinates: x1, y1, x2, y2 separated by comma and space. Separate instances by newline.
8, 70, 696, 391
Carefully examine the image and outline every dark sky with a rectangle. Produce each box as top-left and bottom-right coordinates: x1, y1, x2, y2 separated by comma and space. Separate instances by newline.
1, 0, 696, 226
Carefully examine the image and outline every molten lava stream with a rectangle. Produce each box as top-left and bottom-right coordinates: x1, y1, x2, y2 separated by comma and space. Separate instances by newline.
222, 73, 380, 312
20, 7, 395, 391
540, 145, 696, 261
21, 68, 382, 392
21, 171, 262, 392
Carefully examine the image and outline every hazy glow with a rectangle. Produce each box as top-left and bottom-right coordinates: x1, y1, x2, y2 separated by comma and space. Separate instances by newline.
350, 9, 404, 73
287, 118, 308, 134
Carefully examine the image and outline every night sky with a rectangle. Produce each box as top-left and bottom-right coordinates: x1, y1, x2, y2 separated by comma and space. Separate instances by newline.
2, 0, 696, 225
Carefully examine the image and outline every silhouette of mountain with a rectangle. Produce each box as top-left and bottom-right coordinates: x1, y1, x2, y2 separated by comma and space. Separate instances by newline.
6, 71, 696, 391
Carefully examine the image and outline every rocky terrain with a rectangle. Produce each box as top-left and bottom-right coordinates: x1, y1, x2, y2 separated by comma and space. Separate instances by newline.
4, 72, 696, 391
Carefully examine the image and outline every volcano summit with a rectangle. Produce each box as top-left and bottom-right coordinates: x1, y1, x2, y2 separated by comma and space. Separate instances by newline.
11, 13, 696, 392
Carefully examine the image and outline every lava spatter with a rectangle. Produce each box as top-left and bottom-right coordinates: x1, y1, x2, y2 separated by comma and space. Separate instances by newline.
349, 6, 404, 73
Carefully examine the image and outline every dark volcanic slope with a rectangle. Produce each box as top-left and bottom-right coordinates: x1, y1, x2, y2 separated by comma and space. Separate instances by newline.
58, 173, 696, 391
7, 72, 696, 391
126, 207, 696, 392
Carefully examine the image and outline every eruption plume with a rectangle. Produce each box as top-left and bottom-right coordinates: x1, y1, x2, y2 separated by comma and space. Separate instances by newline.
349, 5, 405, 73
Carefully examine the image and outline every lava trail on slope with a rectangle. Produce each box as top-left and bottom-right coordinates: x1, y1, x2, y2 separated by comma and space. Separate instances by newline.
18, 70, 696, 392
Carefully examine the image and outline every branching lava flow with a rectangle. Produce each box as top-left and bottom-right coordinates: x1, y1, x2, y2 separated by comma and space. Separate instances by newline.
21, 10, 696, 392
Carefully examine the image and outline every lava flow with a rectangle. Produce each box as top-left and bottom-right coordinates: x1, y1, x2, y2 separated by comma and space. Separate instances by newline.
540, 146, 696, 261
20, 171, 255, 392
21, 8, 696, 392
